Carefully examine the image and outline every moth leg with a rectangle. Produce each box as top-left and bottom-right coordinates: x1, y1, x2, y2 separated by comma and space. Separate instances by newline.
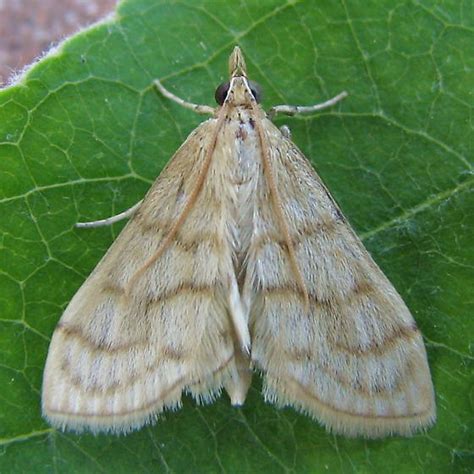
75, 200, 143, 229
268, 91, 348, 119
154, 79, 215, 115
279, 125, 291, 139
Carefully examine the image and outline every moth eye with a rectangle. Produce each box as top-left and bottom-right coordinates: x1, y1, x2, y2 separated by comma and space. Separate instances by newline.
215, 81, 230, 105
248, 80, 262, 103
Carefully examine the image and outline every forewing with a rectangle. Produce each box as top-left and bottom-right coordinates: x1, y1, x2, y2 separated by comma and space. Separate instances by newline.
246, 120, 436, 438
42, 119, 240, 433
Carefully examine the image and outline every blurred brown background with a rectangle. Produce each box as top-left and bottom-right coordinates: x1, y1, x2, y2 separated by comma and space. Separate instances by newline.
0, 0, 117, 85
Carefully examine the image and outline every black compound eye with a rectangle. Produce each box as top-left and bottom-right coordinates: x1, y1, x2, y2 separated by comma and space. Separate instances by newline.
248, 80, 262, 103
215, 81, 230, 105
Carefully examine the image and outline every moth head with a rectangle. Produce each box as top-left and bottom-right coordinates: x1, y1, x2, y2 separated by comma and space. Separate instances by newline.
214, 46, 262, 106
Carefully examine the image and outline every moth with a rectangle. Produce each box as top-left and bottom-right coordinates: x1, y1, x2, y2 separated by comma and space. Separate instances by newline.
42, 47, 436, 437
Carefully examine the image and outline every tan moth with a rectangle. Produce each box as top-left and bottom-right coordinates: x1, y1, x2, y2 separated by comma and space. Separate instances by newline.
42, 47, 436, 438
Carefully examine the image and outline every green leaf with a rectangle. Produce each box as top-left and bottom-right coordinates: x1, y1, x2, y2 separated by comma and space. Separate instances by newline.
0, 0, 472, 472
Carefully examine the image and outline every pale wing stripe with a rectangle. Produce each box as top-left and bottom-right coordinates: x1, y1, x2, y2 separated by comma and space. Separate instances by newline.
276, 375, 434, 419
45, 353, 235, 418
